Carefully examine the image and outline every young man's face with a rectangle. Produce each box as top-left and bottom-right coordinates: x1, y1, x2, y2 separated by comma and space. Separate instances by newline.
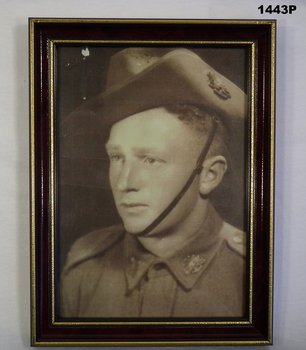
106, 107, 207, 236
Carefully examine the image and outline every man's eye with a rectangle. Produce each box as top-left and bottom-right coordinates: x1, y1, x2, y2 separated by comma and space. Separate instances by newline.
144, 157, 162, 165
146, 158, 156, 164
110, 155, 122, 162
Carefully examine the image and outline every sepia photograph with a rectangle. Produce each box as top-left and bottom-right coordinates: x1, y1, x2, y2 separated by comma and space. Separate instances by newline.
58, 45, 248, 319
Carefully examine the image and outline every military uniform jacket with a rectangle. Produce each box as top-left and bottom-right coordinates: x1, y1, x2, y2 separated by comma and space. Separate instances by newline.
60, 207, 246, 318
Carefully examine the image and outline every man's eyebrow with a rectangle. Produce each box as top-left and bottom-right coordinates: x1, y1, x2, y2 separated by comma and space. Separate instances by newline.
105, 143, 120, 151
132, 147, 171, 159
132, 147, 160, 153
105, 144, 169, 157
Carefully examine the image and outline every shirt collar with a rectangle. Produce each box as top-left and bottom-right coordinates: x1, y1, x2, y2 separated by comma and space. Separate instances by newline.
123, 205, 223, 291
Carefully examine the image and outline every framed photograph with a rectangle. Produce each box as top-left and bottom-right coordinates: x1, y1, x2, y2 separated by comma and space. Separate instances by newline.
30, 19, 275, 346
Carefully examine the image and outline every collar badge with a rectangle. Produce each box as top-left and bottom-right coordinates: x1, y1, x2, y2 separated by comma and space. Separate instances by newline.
127, 255, 138, 275
183, 254, 206, 275
207, 71, 231, 100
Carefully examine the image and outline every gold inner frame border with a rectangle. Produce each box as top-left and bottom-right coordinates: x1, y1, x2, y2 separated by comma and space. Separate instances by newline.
49, 39, 256, 327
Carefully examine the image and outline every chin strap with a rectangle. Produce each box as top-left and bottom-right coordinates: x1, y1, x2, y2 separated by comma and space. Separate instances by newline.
136, 116, 220, 237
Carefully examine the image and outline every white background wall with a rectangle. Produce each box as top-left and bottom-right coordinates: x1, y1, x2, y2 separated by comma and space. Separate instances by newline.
1, 0, 306, 349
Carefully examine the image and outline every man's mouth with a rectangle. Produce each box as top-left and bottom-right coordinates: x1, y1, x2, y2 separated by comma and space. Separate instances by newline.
120, 202, 148, 214
121, 202, 147, 208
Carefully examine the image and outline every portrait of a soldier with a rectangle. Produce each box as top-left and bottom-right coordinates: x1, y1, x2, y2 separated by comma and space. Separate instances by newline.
59, 47, 247, 318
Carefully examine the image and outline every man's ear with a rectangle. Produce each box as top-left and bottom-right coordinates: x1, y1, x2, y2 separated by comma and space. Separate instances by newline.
199, 156, 227, 196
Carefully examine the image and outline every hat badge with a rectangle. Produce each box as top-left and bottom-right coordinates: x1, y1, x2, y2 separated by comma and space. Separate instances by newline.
207, 71, 231, 100
183, 254, 206, 275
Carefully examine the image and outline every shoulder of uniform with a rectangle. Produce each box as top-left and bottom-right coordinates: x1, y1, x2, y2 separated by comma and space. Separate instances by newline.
63, 224, 124, 274
219, 221, 246, 258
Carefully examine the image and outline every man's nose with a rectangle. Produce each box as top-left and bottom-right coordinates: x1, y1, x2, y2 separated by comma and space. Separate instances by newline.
116, 161, 140, 192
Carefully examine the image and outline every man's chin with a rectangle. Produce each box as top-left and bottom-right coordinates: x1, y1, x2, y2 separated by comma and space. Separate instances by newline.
121, 214, 168, 237
122, 221, 147, 235
123, 221, 167, 237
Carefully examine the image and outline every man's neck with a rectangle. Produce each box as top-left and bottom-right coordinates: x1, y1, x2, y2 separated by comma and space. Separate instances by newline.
136, 203, 210, 259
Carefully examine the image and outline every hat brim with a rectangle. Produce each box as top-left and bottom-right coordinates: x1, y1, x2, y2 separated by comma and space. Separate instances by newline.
75, 49, 247, 127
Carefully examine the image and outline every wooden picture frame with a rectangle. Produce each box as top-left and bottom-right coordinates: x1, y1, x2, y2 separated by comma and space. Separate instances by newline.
30, 18, 275, 346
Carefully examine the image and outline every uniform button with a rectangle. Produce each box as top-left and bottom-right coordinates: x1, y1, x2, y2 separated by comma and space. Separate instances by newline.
154, 262, 165, 270
233, 235, 242, 244
130, 256, 136, 263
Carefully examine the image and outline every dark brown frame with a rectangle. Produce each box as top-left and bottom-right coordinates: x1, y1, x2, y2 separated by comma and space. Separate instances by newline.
30, 19, 275, 346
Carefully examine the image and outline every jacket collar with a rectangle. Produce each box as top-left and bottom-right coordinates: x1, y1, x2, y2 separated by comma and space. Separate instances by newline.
123, 205, 223, 291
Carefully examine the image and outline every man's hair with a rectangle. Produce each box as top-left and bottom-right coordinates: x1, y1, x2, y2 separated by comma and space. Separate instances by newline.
164, 103, 229, 159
